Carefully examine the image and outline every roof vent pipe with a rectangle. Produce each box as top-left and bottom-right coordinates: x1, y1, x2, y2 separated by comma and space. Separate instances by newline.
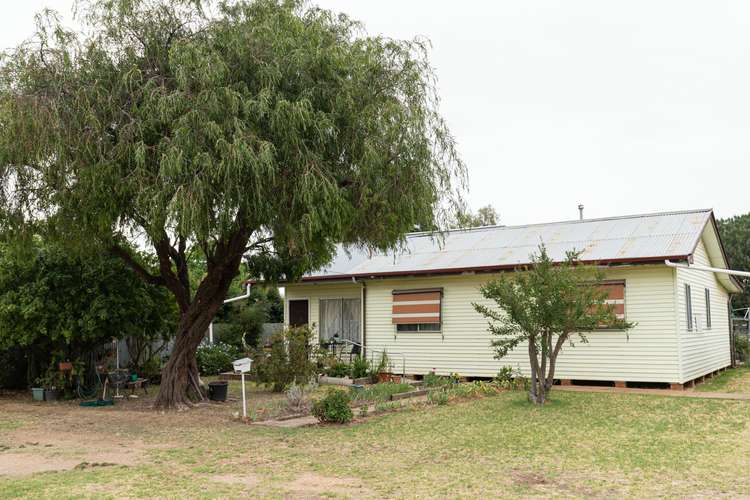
578, 204, 584, 220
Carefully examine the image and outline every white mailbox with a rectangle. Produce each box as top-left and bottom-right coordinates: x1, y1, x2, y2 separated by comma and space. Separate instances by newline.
232, 357, 252, 374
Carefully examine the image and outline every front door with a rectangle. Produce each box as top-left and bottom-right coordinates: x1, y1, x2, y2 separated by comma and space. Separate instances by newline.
288, 299, 309, 327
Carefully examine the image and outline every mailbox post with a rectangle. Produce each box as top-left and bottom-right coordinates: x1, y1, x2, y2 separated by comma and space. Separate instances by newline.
232, 357, 253, 418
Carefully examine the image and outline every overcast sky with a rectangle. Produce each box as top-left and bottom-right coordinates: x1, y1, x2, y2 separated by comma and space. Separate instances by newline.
3, 1, 750, 225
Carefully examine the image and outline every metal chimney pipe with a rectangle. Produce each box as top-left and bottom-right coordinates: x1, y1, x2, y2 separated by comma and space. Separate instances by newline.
578, 204, 584, 220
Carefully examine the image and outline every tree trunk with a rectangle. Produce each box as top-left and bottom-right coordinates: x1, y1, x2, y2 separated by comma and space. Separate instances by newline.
153, 242, 248, 409
528, 337, 544, 404
153, 305, 219, 410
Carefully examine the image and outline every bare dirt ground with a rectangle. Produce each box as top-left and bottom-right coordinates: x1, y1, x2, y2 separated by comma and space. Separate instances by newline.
3, 380, 750, 498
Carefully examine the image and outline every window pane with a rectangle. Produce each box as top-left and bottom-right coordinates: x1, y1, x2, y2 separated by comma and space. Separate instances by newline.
705, 288, 711, 329
418, 323, 441, 332
342, 298, 361, 343
396, 324, 418, 332
685, 284, 693, 331
319, 299, 342, 341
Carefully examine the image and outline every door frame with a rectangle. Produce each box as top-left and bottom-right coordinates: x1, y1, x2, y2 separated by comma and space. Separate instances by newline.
287, 297, 310, 328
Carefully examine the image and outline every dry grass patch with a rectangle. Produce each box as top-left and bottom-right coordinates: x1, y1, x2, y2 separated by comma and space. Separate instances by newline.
697, 365, 750, 393
1, 389, 750, 498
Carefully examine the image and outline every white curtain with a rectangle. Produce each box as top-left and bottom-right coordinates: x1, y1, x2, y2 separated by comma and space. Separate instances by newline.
319, 298, 360, 343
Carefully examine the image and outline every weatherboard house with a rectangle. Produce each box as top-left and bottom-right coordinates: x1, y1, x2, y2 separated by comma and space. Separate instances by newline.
283, 209, 742, 388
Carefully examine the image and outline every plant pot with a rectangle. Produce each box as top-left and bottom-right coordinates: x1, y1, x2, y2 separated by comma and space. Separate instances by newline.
31, 387, 45, 401
378, 372, 394, 383
208, 381, 228, 402
43, 389, 59, 402
58, 361, 73, 371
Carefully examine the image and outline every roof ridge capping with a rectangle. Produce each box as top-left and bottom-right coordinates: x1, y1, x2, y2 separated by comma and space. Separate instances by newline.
406, 208, 713, 238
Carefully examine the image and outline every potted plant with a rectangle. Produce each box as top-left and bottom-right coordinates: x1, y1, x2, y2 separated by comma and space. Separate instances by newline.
38, 371, 62, 401
31, 376, 45, 402
376, 351, 393, 383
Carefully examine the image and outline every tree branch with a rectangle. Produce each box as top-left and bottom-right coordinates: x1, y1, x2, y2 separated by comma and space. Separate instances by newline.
154, 237, 190, 313
109, 244, 165, 287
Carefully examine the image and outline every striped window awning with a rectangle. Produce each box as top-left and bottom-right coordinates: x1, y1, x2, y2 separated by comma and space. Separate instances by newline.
599, 282, 625, 320
392, 289, 442, 325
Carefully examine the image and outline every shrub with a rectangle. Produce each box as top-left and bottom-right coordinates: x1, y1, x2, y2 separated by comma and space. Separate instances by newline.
423, 371, 450, 388
350, 356, 370, 379
196, 343, 239, 376
428, 388, 449, 405
375, 351, 391, 373
495, 366, 522, 389
285, 381, 317, 413
325, 361, 351, 378
735, 334, 749, 363
250, 326, 315, 392
312, 389, 353, 423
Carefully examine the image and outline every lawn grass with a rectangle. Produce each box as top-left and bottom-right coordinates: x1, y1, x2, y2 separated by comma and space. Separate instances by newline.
2, 388, 750, 498
696, 365, 750, 393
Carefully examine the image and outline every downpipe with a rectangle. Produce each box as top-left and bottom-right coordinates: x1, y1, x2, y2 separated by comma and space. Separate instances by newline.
208, 283, 252, 344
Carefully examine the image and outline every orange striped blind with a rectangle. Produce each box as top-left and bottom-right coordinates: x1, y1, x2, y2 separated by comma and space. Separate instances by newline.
392, 290, 442, 325
598, 282, 625, 319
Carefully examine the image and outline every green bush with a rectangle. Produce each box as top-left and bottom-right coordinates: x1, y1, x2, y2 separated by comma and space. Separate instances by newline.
735, 334, 749, 363
494, 366, 519, 389
428, 388, 449, 405
312, 388, 353, 423
350, 356, 370, 379
325, 361, 351, 378
196, 343, 239, 376
250, 326, 315, 392
423, 371, 450, 387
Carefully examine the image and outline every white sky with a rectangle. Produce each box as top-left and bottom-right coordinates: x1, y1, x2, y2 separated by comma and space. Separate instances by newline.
3, 1, 750, 225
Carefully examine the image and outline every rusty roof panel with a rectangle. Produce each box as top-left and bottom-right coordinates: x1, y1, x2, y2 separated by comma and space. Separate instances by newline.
305, 209, 712, 280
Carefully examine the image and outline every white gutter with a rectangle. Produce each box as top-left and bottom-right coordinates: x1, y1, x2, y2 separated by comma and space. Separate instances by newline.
223, 283, 252, 304
209, 283, 252, 344
664, 260, 750, 279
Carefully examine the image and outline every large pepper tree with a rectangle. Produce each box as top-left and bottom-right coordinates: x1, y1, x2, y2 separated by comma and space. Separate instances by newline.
0, 0, 464, 409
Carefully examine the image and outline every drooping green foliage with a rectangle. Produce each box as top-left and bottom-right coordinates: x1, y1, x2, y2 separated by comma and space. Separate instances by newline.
718, 213, 750, 310
0, 0, 464, 408
0, 241, 176, 388
0, 0, 463, 276
473, 245, 633, 404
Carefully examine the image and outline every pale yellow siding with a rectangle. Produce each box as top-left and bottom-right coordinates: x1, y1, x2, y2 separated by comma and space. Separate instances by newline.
362, 266, 680, 382
286, 265, 682, 383
284, 283, 362, 337
675, 238, 732, 382
285, 241, 733, 384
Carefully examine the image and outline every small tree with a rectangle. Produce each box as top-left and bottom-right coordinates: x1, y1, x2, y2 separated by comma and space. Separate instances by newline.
474, 245, 633, 404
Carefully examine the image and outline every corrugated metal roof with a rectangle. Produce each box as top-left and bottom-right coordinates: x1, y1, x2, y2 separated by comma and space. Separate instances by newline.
305, 209, 713, 280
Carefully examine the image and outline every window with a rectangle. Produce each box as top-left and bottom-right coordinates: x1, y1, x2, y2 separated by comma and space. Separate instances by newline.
705, 288, 711, 329
685, 284, 693, 331
591, 281, 626, 329
392, 289, 442, 332
396, 323, 442, 333
319, 298, 361, 343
